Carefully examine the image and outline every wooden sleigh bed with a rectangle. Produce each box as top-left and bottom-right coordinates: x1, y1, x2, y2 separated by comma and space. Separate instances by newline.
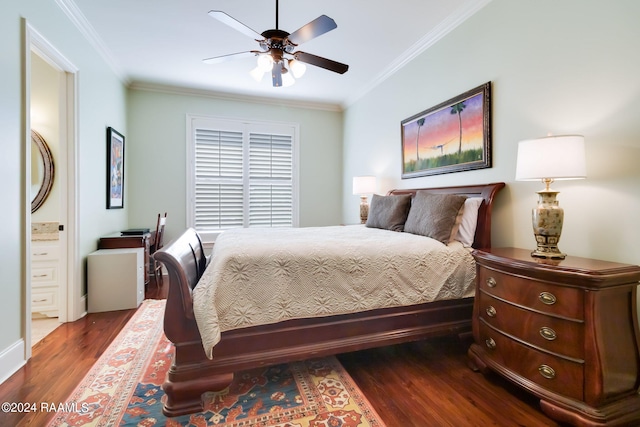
154, 182, 505, 416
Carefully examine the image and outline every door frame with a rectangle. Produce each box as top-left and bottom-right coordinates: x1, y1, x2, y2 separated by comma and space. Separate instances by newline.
24, 20, 81, 359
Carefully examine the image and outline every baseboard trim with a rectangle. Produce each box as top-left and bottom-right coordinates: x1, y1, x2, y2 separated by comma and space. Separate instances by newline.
0, 339, 26, 385
79, 294, 87, 319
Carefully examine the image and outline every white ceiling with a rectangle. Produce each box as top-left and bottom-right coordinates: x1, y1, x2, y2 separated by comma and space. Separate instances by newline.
69, 0, 490, 108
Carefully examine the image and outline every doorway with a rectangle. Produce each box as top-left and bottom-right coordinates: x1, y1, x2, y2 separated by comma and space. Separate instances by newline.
25, 21, 80, 359
30, 51, 64, 346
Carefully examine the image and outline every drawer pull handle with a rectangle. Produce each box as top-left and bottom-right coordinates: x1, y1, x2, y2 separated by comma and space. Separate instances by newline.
486, 277, 497, 288
485, 338, 496, 350
538, 364, 556, 379
486, 306, 497, 318
33, 252, 49, 256
539, 292, 557, 305
539, 326, 557, 341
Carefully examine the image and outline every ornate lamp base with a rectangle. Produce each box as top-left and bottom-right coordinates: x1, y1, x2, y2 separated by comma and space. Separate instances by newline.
359, 196, 369, 224
531, 189, 566, 259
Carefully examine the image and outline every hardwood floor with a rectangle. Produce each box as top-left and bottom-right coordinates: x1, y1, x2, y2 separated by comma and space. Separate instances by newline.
338, 337, 559, 426
0, 276, 560, 426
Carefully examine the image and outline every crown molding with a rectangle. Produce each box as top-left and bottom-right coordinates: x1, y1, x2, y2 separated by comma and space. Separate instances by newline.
343, 0, 492, 108
128, 81, 344, 112
54, 0, 129, 84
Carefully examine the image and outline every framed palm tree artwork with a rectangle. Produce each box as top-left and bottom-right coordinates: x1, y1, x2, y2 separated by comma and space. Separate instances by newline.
401, 82, 491, 178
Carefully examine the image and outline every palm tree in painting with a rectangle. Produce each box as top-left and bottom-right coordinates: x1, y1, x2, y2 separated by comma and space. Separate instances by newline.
415, 117, 425, 164
450, 101, 466, 155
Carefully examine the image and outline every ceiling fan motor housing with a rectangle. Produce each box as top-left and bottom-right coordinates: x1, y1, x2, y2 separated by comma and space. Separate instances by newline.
261, 29, 296, 54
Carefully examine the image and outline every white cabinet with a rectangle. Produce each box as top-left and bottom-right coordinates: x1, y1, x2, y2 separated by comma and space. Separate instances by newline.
87, 248, 144, 312
31, 240, 60, 317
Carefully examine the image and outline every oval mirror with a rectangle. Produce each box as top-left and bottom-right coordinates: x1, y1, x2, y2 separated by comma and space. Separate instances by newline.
31, 130, 55, 213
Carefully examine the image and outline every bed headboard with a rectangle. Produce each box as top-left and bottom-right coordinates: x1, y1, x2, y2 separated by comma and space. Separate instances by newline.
387, 182, 505, 249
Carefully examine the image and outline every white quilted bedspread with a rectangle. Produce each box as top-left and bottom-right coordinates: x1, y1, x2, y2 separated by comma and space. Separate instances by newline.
192, 225, 476, 359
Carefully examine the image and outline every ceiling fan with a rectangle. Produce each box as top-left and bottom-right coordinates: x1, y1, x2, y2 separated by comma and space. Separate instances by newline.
203, 0, 349, 87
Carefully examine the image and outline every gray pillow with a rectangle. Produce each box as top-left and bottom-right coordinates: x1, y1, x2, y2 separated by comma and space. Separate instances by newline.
365, 194, 412, 232
404, 192, 467, 244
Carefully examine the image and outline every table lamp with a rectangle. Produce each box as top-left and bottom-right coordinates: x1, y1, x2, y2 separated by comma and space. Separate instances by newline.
352, 176, 377, 224
515, 135, 586, 259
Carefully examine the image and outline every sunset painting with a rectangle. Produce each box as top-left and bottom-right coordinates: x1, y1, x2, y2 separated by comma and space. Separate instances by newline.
401, 82, 491, 178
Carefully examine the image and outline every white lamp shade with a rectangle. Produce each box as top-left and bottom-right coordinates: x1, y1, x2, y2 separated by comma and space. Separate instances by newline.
257, 54, 274, 72
352, 176, 377, 195
249, 66, 266, 82
282, 70, 295, 87
515, 135, 587, 181
289, 59, 307, 78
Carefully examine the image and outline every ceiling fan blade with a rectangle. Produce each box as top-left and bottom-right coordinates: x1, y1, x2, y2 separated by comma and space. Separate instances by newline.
272, 62, 284, 87
293, 51, 349, 74
287, 15, 337, 45
208, 10, 264, 41
202, 51, 258, 65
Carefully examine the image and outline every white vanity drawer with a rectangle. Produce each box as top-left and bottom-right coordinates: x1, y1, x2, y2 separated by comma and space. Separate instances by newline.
31, 240, 60, 316
31, 243, 60, 261
31, 266, 57, 283
32, 288, 58, 311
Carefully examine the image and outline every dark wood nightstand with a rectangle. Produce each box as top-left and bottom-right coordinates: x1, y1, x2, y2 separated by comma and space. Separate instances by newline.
468, 248, 640, 427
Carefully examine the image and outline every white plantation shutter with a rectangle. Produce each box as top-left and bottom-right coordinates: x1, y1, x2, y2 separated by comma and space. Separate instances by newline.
188, 116, 298, 240
249, 132, 293, 227
194, 129, 244, 230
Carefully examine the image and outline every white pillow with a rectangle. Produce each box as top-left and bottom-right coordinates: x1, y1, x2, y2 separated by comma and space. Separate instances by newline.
455, 197, 483, 247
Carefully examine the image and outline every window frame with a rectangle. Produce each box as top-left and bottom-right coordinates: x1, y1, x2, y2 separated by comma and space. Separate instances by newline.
186, 115, 300, 243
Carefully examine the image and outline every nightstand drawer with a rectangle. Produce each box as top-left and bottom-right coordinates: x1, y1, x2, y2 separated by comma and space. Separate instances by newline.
478, 321, 584, 401
478, 292, 584, 360
478, 266, 584, 320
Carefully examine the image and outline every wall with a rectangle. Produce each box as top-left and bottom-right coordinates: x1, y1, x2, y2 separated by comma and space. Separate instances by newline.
126, 88, 344, 242
0, 0, 128, 382
343, 0, 640, 266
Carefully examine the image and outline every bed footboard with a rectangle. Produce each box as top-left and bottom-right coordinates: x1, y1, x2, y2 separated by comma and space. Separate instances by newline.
154, 228, 232, 416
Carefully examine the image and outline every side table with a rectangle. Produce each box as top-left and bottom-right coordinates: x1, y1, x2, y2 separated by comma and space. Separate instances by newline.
468, 247, 640, 426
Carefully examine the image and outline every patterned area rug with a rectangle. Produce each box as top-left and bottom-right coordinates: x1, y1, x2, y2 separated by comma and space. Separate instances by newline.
48, 299, 385, 427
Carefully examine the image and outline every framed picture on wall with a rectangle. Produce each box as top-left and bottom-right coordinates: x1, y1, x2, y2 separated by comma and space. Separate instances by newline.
107, 127, 125, 209
401, 82, 492, 178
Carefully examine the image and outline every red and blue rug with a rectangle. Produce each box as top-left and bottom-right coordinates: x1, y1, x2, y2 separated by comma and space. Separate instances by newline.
47, 299, 385, 426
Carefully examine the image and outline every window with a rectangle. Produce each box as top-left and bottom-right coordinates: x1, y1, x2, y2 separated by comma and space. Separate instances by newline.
187, 116, 299, 242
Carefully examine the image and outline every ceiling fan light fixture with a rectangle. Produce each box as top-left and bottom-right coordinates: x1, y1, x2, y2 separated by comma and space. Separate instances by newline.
282, 68, 295, 87
249, 66, 266, 82
289, 59, 306, 78
257, 54, 274, 72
